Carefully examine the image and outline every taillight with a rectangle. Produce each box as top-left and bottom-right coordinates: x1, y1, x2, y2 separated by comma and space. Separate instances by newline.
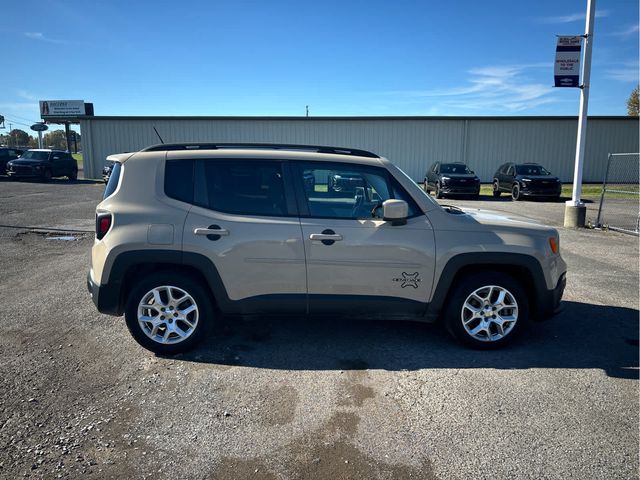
96, 213, 112, 240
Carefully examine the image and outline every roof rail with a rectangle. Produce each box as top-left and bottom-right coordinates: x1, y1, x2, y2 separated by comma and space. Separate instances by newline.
140, 143, 380, 158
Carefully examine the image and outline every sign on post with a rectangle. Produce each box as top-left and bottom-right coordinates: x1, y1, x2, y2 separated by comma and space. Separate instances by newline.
39, 100, 86, 117
554, 36, 582, 87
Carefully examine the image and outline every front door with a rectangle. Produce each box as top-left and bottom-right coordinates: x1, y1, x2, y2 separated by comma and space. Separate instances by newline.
181, 157, 307, 314
293, 161, 436, 315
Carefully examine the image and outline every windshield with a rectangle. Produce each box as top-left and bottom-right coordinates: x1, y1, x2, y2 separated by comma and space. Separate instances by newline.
516, 165, 550, 176
20, 151, 50, 161
440, 164, 471, 174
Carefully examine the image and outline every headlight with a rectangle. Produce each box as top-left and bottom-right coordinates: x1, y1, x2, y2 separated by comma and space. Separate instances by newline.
521, 178, 532, 182
440, 176, 451, 183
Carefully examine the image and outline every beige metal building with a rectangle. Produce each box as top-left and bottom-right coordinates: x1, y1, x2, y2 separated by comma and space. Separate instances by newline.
78, 116, 639, 182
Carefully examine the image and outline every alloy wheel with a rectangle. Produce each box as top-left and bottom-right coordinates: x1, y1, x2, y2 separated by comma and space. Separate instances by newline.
137, 286, 199, 344
460, 285, 518, 342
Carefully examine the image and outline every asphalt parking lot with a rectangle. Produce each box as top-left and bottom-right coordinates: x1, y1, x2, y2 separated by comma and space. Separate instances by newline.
0, 179, 638, 479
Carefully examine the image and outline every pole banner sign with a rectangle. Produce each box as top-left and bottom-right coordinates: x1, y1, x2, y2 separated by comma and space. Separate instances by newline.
554, 36, 582, 87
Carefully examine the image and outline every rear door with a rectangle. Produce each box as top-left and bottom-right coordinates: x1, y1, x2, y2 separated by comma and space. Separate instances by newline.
182, 158, 307, 314
293, 161, 435, 315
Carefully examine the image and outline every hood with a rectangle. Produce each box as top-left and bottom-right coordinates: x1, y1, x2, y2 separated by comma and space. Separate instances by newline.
516, 175, 559, 181
438, 206, 556, 235
8, 158, 49, 166
441, 173, 477, 179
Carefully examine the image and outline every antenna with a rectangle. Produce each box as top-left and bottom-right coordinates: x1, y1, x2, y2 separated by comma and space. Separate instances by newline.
153, 126, 164, 144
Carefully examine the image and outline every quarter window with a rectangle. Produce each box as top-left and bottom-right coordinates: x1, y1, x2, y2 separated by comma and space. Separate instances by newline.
165, 159, 194, 203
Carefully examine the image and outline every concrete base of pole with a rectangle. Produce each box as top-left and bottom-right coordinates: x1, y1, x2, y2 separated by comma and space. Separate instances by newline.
564, 204, 587, 228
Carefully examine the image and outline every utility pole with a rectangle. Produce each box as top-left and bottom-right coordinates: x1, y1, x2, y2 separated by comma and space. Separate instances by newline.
8, 123, 12, 146
564, 0, 595, 228
305, 105, 309, 117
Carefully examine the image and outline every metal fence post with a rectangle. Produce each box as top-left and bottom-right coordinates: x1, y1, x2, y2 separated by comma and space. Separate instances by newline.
595, 153, 611, 228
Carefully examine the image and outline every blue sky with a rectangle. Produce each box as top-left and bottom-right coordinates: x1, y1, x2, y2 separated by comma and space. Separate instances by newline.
1, 0, 638, 131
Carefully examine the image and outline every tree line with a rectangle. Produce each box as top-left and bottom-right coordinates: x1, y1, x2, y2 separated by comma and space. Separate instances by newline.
0, 129, 81, 151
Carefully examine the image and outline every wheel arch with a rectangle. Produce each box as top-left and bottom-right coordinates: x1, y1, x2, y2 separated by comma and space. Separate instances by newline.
107, 250, 231, 316
427, 253, 547, 320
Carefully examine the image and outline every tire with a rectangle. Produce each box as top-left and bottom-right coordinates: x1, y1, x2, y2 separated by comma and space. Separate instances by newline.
423, 179, 431, 194
42, 169, 52, 182
512, 184, 521, 201
492, 181, 501, 197
68, 169, 77, 181
124, 272, 214, 354
435, 183, 443, 199
443, 271, 529, 349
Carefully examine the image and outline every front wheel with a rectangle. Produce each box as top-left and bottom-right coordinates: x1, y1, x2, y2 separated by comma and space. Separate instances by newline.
42, 169, 52, 182
512, 184, 521, 201
492, 181, 501, 197
443, 272, 529, 349
124, 272, 214, 354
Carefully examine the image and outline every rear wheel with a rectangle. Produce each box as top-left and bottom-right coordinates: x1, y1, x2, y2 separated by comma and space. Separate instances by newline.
124, 272, 214, 354
68, 169, 77, 181
492, 181, 501, 197
511, 184, 521, 201
443, 272, 528, 349
423, 179, 431, 194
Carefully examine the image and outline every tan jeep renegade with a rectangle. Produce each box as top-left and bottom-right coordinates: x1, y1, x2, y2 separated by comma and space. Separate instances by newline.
88, 143, 567, 354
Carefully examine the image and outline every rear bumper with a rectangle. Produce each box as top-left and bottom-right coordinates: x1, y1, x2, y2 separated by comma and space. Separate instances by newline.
87, 270, 122, 316
535, 272, 566, 320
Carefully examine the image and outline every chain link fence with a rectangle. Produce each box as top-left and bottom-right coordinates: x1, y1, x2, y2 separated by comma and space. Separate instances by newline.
595, 153, 640, 235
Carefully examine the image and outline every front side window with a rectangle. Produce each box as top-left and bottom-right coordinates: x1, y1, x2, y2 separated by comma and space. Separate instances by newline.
298, 162, 419, 220
197, 160, 287, 217
506, 165, 514, 176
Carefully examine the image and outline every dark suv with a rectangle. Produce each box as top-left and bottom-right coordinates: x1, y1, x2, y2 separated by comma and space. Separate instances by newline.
492, 163, 561, 201
424, 162, 480, 199
0, 147, 24, 175
6, 149, 78, 181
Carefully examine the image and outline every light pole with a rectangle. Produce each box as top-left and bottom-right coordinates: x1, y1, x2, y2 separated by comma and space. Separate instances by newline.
564, 0, 596, 228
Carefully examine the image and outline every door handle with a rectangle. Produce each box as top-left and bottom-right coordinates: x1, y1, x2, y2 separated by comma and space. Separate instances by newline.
194, 225, 229, 241
310, 229, 342, 245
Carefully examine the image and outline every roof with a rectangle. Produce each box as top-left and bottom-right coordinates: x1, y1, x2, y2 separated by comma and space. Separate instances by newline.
61, 115, 638, 122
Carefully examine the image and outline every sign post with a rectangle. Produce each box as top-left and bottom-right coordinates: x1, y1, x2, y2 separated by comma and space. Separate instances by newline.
563, 0, 595, 228
30, 123, 48, 148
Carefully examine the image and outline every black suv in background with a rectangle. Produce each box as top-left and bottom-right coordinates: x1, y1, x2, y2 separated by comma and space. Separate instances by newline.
492, 163, 561, 201
0, 147, 24, 175
424, 162, 480, 199
6, 149, 78, 181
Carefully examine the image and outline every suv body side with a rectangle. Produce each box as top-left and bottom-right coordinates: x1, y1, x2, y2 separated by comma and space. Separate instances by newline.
90, 149, 565, 325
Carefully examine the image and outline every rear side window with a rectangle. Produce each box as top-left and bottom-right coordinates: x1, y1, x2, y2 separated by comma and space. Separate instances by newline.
165, 159, 194, 203
196, 160, 287, 217
103, 163, 122, 199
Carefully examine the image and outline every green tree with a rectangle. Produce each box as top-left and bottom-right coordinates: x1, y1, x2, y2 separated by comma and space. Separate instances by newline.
43, 130, 68, 150
627, 85, 639, 116
9, 129, 30, 147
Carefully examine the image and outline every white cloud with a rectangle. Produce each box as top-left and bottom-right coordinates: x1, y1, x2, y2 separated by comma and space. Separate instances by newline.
605, 60, 640, 82
380, 63, 558, 113
24, 32, 66, 44
611, 24, 640, 38
538, 9, 610, 24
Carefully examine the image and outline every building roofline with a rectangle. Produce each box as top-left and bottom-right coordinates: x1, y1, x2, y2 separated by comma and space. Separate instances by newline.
59, 115, 638, 122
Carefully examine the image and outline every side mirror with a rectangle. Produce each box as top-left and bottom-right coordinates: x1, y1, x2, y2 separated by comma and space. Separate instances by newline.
383, 199, 408, 225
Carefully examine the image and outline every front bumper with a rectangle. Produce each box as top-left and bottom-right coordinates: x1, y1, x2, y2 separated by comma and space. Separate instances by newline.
7, 168, 45, 179
535, 272, 566, 320
440, 184, 481, 195
87, 270, 122, 316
